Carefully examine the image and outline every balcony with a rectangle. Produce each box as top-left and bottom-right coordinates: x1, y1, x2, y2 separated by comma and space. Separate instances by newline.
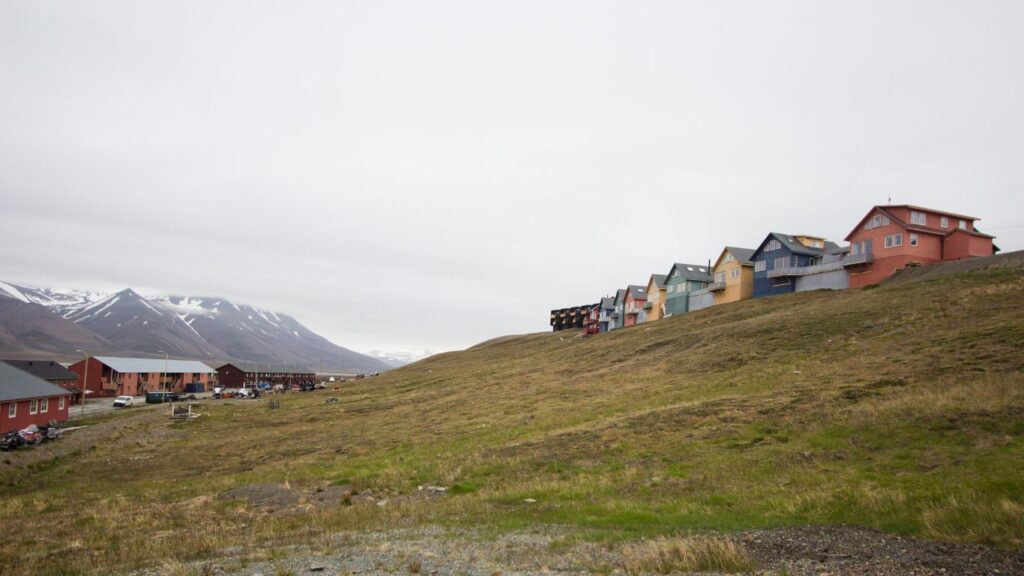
767, 260, 846, 278
843, 253, 874, 266
643, 301, 653, 310
708, 281, 727, 292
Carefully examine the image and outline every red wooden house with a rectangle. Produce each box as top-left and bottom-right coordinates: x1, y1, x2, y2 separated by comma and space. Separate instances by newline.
0, 362, 73, 434
621, 285, 647, 327
844, 205, 996, 289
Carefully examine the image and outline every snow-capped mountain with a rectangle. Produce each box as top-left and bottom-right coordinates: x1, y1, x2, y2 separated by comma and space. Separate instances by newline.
365, 349, 437, 368
0, 282, 390, 373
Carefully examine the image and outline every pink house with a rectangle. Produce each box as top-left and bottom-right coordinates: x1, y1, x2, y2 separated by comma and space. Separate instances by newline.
844, 205, 996, 289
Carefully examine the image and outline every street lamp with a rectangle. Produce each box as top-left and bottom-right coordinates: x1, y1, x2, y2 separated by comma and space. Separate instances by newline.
158, 350, 168, 393
76, 349, 88, 417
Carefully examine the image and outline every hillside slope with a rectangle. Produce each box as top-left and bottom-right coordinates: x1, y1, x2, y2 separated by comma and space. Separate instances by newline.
2, 253, 1022, 574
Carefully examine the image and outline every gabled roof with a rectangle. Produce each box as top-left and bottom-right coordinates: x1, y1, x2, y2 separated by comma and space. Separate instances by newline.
0, 362, 73, 402
600, 296, 616, 308
613, 288, 627, 305
93, 356, 217, 374
666, 262, 713, 283
647, 274, 667, 290
216, 363, 315, 375
713, 246, 756, 269
1, 359, 78, 381
752, 233, 842, 259
624, 285, 647, 299
845, 205, 983, 241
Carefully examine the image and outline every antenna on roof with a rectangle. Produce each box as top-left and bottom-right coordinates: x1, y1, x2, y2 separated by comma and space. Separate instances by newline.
887, 195, 892, 205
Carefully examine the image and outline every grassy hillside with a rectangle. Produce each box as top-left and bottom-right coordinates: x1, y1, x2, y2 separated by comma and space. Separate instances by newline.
2, 253, 1023, 574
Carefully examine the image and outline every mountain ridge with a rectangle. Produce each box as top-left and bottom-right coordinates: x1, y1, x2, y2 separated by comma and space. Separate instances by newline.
0, 281, 389, 373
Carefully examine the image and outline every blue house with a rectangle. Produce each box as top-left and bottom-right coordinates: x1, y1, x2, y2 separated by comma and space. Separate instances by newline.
663, 263, 713, 316
750, 233, 847, 298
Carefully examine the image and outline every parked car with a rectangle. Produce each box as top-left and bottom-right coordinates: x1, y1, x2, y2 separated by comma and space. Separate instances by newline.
113, 395, 134, 408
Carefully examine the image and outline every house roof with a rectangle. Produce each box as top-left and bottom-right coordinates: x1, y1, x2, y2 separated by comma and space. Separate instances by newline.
845, 205, 984, 241
613, 288, 627, 305
625, 285, 647, 299
600, 296, 615, 308
0, 362, 74, 402
216, 362, 316, 375
93, 356, 217, 374
647, 274, 667, 290
1, 359, 78, 381
666, 263, 713, 282
753, 233, 843, 258
713, 246, 756, 269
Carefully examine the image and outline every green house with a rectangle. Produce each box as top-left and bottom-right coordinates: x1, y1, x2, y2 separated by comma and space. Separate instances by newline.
663, 262, 712, 317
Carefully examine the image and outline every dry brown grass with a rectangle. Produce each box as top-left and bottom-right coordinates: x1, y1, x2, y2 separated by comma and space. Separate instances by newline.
620, 536, 755, 574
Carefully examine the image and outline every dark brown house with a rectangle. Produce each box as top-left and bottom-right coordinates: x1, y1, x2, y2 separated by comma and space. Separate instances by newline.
216, 363, 316, 389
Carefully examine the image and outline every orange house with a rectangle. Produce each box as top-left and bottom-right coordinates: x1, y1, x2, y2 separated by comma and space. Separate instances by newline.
844, 205, 996, 289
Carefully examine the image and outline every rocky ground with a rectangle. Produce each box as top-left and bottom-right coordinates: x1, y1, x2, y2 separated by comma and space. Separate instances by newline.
129, 524, 1024, 576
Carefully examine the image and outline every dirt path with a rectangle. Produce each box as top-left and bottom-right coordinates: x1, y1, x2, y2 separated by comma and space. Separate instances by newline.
126, 525, 1024, 576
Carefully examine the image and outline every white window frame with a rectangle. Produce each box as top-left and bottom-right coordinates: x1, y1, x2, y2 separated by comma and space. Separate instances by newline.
774, 256, 788, 270
29, 399, 38, 415
7, 403, 14, 418
754, 260, 766, 272
59, 397, 65, 410
959, 219, 967, 230
910, 233, 919, 246
715, 272, 725, 284
40, 398, 48, 413
940, 216, 949, 228
910, 210, 927, 226
884, 233, 904, 249
731, 268, 741, 279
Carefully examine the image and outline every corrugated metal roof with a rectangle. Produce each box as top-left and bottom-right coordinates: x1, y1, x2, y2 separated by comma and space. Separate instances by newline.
0, 362, 73, 402
94, 356, 216, 374
1, 359, 78, 381
216, 362, 315, 375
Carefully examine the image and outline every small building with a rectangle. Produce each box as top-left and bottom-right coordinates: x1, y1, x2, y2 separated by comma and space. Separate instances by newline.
549, 303, 598, 332
0, 362, 73, 434
708, 247, 756, 306
597, 296, 616, 333
844, 205, 997, 289
581, 304, 601, 335
1, 359, 81, 403
216, 363, 316, 389
621, 285, 647, 327
663, 263, 713, 317
643, 274, 668, 322
750, 233, 848, 298
609, 288, 628, 330
68, 356, 217, 397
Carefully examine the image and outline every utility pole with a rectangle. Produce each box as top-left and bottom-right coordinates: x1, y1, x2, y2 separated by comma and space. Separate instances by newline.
76, 349, 88, 417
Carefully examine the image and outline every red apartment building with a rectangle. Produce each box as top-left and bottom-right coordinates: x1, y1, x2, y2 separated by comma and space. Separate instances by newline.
845, 205, 996, 289
69, 356, 217, 397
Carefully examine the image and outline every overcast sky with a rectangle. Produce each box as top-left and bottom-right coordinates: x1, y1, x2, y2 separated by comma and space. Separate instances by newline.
2, 1, 1022, 357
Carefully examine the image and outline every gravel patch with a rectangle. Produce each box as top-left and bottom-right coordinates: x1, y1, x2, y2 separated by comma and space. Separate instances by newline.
127, 524, 1024, 576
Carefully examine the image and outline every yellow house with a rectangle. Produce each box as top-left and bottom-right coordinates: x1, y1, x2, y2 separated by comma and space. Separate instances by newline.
709, 246, 755, 305
643, 274, 668, 322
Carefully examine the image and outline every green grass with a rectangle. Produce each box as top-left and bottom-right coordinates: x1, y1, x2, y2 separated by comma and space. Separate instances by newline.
1, 254, 1023, 574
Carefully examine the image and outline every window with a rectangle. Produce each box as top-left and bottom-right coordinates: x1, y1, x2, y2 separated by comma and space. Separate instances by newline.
731, 268, 741, 279
29, 399, 38, 415
940, 216, 949, 228
851, 243, 859, 256
765, 239, 781, 252
40, 399, 48, 413
715, 272, 725, 284
59, 397, 65, 410
959, 219, 968, 230
910, 210, 927, 225
754, 260, 766, 272
724, 253, 734, 263
866, 214, 890, 230
774, 256, 788, 270
666, 285, 674, 293
7, 403, 14, 418
910, 233, 919, 246
884, 234, 903, 248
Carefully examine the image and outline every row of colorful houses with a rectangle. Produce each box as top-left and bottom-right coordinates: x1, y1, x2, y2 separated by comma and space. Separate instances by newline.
551, 204, 997, 333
